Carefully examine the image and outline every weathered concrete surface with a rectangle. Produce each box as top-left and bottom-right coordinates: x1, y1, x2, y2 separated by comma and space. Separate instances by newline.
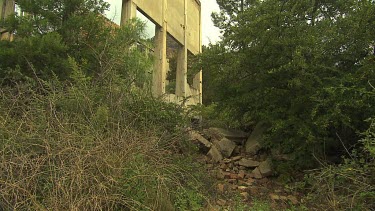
133, 0, 163, 25
245, 121, 269, 155
121, 0, 137, 24
186, 0, 201, 54
214, 138, 236, 158
259, 159, 273, 177
208, 127, 248, 144
207, 145, 223, 162
121, 0, 202, 106
0, 0, 15, 41
176, 45, 187, 98
153, 24, 167, 96
238, 158, 260, 168
189, 130, 212, 151
251, 167, 263, 179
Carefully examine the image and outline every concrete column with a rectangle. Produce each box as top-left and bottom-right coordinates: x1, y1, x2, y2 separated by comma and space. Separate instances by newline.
0, 0, 15, 41
120, 0, 136, 26
175, 0, 188, 98
152, 0, 167, 97
193, 70, 202, 104
176, 45, 187, 98
1, 0, 14, 20
0, 0, 5, 21
198, 0, 203, 104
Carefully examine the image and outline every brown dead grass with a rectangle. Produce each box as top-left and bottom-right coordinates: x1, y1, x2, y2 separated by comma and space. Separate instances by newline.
0, 82, 195, 210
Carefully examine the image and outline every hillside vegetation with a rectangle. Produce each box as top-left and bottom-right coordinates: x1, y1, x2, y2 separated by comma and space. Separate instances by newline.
0, 0, 207, 210
0, 0, 374, 210
198, 0, 375, 209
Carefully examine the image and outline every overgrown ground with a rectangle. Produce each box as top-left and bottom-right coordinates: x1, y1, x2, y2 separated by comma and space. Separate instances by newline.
0, 63, 373, 211
193, 113, 375, 211
1, 0, 374, 210
0, 68, 214, 210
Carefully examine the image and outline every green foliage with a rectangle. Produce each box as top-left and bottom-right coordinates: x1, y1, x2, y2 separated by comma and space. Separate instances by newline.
191, 103, 245, 129
0, 65, 205, 210
0, 1, 206, 209
0, 0, 152, 84
166, 51, 201, 94
305, 117, 375, 210
362, 118, 375, 157
201, 0, 375, 167
174, 185, 204, 211
0, 32, 70, 81
249, 199, 271, 211
229, 195, 251, 211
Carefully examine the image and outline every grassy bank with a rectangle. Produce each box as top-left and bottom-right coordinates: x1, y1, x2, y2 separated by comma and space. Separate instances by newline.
0, 69, 207, 210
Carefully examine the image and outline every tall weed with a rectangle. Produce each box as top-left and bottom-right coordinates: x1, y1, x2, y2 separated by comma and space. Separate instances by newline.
0, 67, 204, 210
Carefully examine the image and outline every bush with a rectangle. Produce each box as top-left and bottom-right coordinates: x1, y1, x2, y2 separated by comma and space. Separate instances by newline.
0, 66, 207, 210
200, 0, 375, 168
306, 118, 375, 210
0, 2, 207, 207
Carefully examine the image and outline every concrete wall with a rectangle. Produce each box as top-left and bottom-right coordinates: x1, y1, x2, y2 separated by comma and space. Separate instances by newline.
132, 0, 201, 55
121, 0, 202, 106
0, 0, 15, 41
134, 0, 163, 26
166, 0, 184, 46
187, 0, 201, 54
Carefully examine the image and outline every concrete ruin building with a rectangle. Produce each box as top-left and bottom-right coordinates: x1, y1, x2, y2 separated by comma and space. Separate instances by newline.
119, 0, 203, 106
0, 0, 203, 106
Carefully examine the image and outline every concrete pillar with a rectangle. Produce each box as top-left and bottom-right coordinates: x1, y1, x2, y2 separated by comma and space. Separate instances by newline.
0, 0, 4, 20
176, 45, 187, 98
120, 0, 136, 26
197, 1, 203, 104
175, 0, 188, 98
193, 70, 202, 104
0, 0, 15, 41
152, 0, 167, 97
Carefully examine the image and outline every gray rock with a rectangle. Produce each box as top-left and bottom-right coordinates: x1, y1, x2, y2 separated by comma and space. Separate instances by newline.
206, 127, 248, 144
238, 158, 260, 168
251, 167, 263, 179
245, 121, 269, 155
231, 156, 243, 162
189, 131, 212, 151
216, 137, 237, 158
259, 159, 273, 177
207, 145, 223, 162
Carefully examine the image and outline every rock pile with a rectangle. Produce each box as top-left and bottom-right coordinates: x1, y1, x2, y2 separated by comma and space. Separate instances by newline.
189, 125, 300, 207
189, 125, 273, 180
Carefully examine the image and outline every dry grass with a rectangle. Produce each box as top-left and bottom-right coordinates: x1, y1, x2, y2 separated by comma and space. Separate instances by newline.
0, 79, 201, 210
306, 159, 375, 210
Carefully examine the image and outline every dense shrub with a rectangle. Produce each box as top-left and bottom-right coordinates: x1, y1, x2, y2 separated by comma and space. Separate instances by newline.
200, 0, 375, 168
306, 117, 375, 210
0, 1, 207, 209
0, 65, 207, 210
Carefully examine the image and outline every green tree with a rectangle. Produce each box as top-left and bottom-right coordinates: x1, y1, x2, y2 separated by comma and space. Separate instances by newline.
201, 0, 375, 167
0, 0, 120, 79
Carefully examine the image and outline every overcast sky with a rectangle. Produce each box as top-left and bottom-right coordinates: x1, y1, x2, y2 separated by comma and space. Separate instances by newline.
104, 0, 221, 45
201, 0, 221, 45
